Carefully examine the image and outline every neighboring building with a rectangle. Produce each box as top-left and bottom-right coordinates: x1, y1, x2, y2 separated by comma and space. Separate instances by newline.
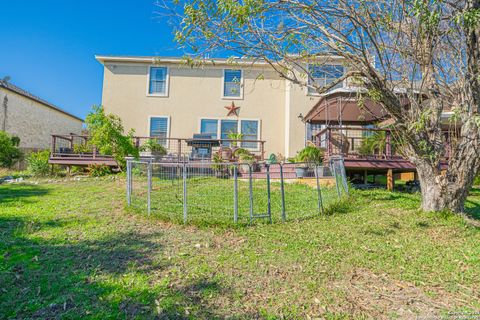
96, 55, 350, 157
0, 80, 83, 150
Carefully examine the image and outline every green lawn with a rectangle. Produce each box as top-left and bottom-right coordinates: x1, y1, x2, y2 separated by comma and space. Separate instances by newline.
0, 177, 479, 319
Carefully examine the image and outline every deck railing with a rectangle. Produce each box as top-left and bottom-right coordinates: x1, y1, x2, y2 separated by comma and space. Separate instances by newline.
50, 134, 266, 162
314, 126, 399, 160
315, 126, 452, 160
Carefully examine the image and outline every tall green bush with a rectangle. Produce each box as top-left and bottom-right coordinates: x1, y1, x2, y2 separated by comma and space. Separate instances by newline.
27, 150, 51, 176
85, 105, 139, 170
0, 131, 22, 168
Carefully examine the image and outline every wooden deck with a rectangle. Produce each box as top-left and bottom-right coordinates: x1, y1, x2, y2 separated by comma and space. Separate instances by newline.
315, 126, 449, 173
48, 134, 266, 168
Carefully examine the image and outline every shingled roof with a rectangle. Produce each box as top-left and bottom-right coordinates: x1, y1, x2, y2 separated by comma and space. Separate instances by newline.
0, 80, 83, 122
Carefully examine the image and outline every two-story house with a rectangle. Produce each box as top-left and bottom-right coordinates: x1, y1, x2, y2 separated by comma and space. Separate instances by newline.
95, 55, 349, 158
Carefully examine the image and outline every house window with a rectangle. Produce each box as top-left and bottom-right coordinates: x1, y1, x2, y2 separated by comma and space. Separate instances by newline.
200, 119, 218, 139
241, 120, 259, 148
223, 69, 242, 98
220, 120, 239, 146
200, 118, 260, 149
149, 117, 169, 145
148, 67, 168, 95
308, 64, 344, 95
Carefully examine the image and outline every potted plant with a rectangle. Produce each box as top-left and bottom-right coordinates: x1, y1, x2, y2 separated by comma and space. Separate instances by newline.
140, 139, 167, 158
227, 132, 244, 148
234, 148, 256, 173
293, 144, 324, 178
212, 152, 229, 178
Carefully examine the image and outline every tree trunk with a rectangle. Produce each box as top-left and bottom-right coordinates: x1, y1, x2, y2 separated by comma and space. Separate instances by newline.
413, 132, 480, 213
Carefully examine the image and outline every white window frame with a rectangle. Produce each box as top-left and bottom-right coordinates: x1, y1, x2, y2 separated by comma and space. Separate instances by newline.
198, 117, 261, 150
221, 69, 244, 100
148, 115, 171, 148
146, 66, 170, 97
306, 64, 345, 96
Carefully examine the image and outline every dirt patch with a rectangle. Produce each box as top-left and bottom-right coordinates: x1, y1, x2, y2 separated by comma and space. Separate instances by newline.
332, 268, 467, 319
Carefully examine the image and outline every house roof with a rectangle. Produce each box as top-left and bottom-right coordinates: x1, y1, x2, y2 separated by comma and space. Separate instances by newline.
304, 90, 390, 124
0, 81, 83, 122
95, 55, 273, 66
95, 54, 347, 67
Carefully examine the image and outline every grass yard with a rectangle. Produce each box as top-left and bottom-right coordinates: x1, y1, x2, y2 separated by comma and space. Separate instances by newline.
0, 177, 479, 319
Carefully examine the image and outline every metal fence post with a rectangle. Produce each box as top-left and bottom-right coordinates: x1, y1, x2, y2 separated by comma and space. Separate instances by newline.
331, 159, 341, 200
248, 164, 254, 222
127, 160, 132, 206
183, 162, 188, 224
266, 164, 272, 224
147, 161, 152, 215
280, 163, 286, 222
340, 158, 349, 196
314, 164, 324, 215
233, 164, 238, 223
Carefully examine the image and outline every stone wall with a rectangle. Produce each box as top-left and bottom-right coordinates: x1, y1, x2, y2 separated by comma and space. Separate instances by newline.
0, 87, 83, 149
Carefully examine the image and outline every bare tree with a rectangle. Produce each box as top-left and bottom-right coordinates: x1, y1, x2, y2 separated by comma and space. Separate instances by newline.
160, 0, 480, 213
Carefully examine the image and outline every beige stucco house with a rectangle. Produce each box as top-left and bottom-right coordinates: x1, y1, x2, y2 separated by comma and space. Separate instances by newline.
96, 55, 348, 157
0, 81, 83, 150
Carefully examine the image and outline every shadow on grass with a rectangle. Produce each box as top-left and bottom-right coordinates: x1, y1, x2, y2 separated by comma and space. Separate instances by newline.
355, 189, 421, 211
0, 184, 50, 205
464, 188, 480, 220
0, 216, 255, 319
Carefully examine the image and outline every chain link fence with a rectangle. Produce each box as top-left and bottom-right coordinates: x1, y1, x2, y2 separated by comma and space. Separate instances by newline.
126, 158, 349, 226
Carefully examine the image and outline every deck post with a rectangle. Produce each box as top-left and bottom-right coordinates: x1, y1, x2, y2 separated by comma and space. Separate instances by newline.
386, 131, 392, 159
177, 139, 182, 160
260, 141, 265, 161
135, 137, 140, 149
51, 136, 56, 155
387, 169, 394, 191
327, 128, 332, 156
364, 170, 368, 184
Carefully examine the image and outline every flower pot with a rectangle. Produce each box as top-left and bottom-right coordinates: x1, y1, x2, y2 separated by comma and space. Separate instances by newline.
315, 166, 330, 177
221, 148, 233, 160
295, 166, 308, 178
239, 163, 251, 174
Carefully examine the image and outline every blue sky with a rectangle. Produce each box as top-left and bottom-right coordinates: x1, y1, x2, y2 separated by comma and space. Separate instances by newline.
0, 0, 182, 120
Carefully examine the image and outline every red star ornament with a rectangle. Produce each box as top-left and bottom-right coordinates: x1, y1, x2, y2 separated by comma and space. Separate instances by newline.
224, 101, 240, 117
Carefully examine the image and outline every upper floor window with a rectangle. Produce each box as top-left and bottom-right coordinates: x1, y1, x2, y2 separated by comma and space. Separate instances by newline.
308, 64, 344, 95
223, 69, 243, 98
148, 67, 168, 96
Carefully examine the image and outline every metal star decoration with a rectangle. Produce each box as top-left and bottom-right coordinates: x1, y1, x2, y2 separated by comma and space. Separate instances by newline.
224, 101, 240, 117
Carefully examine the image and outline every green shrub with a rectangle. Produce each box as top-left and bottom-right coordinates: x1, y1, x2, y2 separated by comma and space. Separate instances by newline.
0, 131, 23, 168
73, 143, 92, 154
87, 164, 112, 177
85, 105, 139, 170
294, 145, 324, 164
140, 139, 167, 155
27, 150, 51, 176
